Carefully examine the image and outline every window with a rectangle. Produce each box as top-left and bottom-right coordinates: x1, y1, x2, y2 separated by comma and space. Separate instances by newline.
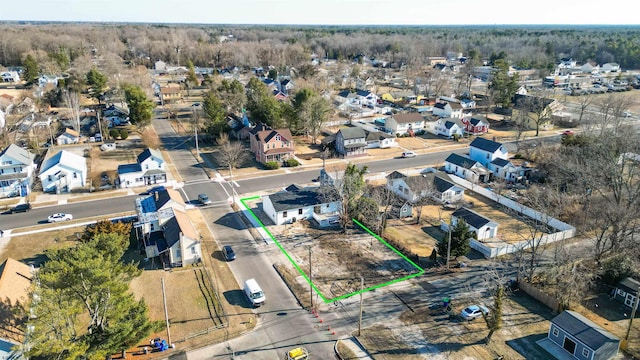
2, 160, 12, 165
283, 211, 288, 218
582, 349, 590, 357
48, 175, 53, 182
191, 246, 198, 255
176, 249, 181, 258
73, 172, 78, 179
298, 209, 303, 215
486, 154, 490, 159
617, 288, 626, 296
552, 328, 559, 337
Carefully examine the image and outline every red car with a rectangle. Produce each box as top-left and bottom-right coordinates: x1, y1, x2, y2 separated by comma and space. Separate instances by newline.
562, 130, 575, 136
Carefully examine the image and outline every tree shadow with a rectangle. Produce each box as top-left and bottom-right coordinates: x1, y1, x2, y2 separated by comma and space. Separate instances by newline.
506, 333, 548, 358
583, 292, 640, 321
214, 212, 250, 230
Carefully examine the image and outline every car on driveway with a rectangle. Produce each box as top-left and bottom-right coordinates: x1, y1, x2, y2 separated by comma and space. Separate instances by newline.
48, 213, 73, 222
10, 203, 32, 213
198, 193, 212, 205
461, 305, 489, 321
561, 130, 574, 136
401, 151, 417, 158
222, 245, 236, 261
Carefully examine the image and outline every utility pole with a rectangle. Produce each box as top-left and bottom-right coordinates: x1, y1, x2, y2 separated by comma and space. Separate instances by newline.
309, 246, 313, 310
358, 276, 364, 336
161, 278, 172, 345
624, 288, 640, 343
446, 225, 452, 270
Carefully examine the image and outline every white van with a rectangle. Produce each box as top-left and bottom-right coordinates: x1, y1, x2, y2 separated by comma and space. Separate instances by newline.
243, 278, 265, 307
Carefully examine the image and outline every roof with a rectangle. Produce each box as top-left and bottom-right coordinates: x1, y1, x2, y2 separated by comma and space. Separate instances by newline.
155, 188, 185, 209
365, 130, 393, 142
249, 123, 272, 135
0, 144, 35, 166
267, 186, 339, 212
337, 90, 357, 99
469, 117, 486, 126
39, 150, 87, 174
444, 119, 464, 129
445, 153, 479, 168
61, 128, 79, 138
617, 277, 640, 293
452, 207, 495, 229
491, 158, 511, 167
0, 258, 33, 306
338, 127, 366, 140
469, 137, 504, 153
118, 163, 142, 174
552, 310, 619, 350
434, 103, 447, 110
256, 128, 293, 143
137, 148, 164, 164
356, 89, 372, 97
391, 113, 424, 124
173, 208, 198, 240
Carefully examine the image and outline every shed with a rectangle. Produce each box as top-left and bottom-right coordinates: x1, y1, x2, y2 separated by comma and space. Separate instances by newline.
614, 277, 639, 309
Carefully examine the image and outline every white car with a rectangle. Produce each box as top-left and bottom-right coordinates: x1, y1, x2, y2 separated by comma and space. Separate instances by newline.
461, 305, 490, 321
402, 151, 417, 158
48, 213, 73, 222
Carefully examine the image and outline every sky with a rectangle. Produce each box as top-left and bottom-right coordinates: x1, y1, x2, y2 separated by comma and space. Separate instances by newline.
2, 0, 638, 26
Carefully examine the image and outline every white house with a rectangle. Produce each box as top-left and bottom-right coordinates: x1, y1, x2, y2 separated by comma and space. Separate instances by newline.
444, 153, 491, 183
386, 171, 464, 204
38, 75, 59, 88
118, 148, 167, 188
0, 144, 37, 198
365, 130, 397, 149
1, 71, 20, 83
355, 89, 379, 107
489, 158, 529, 183
469, 137, 508, 168
432, 101, 464, 119
601, 62, 620, 73
451, 207, 498, 241
433, 118, 464, 138
56, 128, 80, 145
386, 113, 425, 136
262, 185, 341, 227
38, 150, 87, 193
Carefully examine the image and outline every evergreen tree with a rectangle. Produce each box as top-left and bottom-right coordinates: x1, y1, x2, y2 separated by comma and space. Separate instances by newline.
437, 219, 474, 260
202, 90, 229, 139
245, 77, 283, 128
123, 85, 154, 128
86, 68, 107, 104
186, 60, 198, 86
22, 54, 39, 85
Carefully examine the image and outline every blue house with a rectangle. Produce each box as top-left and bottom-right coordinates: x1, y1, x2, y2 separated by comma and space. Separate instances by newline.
538, 310, 619, 360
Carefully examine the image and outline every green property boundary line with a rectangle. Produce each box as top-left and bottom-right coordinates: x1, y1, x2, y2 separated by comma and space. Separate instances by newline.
240, 195, 425, 303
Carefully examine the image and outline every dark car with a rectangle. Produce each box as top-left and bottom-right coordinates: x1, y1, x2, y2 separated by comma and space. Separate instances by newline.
10, 203, 32, 213
222, 245, 236, 261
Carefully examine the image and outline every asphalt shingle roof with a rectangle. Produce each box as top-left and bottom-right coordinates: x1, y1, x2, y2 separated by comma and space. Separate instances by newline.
552, 310, 619, 351
469, 137, 503, 153
445, 153, 479, 168
268, 186, 339, 213
338, 127, 366, 140
452, 207, 494, 229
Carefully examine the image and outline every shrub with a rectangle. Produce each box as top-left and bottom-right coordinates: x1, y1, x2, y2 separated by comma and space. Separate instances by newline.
119, 129, 129, 140
264, 161, 279, 170
284, 158, 300, 167
109, 129, 120, 139
600, 255, 635, 285
513, 153, 523, 159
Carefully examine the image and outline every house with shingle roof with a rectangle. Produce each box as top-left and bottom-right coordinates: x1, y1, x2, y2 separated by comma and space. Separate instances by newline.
118, 148, 167, 188
262, 185, 341, 227
461, 116, 489, 135
432, 101, 464, 119
386, 171, 464, 204
336, 127, 367, 157
451, 207, 498, 240
444, 153, 491, 183
0, 144, 37, 198
538, 310, 620, 360
469, 137, 508, 168
613, 277, 639, 310
386, 113, 425, 136
38, 150, 87, 193
0, 258, 32, 348
365, 129, 396, 149
56, 128, 80, 145
250, 127, 295, 164
434, 117, 464, 138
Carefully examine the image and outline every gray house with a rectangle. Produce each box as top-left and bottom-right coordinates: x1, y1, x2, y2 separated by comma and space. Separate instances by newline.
614, 277, 639, 310
538, 310, 620, 360
335, 127, 367, 158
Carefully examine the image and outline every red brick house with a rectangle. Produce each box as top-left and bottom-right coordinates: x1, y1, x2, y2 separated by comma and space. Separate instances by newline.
250, 127, 295, 164
461, 116, 490, 135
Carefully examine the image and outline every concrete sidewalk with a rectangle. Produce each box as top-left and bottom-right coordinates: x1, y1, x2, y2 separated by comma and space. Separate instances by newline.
336, 336, 374, 360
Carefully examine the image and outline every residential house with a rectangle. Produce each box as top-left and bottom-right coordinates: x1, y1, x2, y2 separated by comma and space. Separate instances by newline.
319, 164, 346, 186
159, 84, 183, 104
539, 310, 619, 360
388, 91, 417, 104
135, 190, 202, 268
1, 71, 20, 83
0, 257, 33, 348
262, 78, 278, 93
336, 89, 358, 104
250, 127, 295, 164
365, 130, 396, 149
262, 185, 341, 227
274, 91, 288, 101
280, 78, 295, 93
601, 63, 620, 73
461, 117, 490, 135
451, 207, 498, 241
386, 171, 464, 204
118, 148, 167, 188
386, 113, 425, 136
559, 58, 577, 68
38, 75, 59, 88
469, 137, 509, 168
355, 77, 375, 91
0, 144, 37, 198
355, 89, 379, 107
432, 101, 464, 119
512, 94, 562, 131
335, 127, 367, 157
103, 105, 129, 127
38, 150, 87, 193
460, 98, 476, 109
444, 153, 491, 183
433, 118, 464, 138
56, 128, 80, 145
489, 158, 530, 183
613, 277, 639, 310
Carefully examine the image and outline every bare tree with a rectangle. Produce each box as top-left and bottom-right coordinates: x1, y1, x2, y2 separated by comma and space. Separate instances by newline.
63, 90, 81, 134
217, 133, 249, 204
368, 184, 400, 236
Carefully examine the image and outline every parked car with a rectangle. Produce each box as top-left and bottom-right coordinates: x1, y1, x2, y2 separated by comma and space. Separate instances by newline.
198, 193, 212, 205
402, 151, 417, 158
100, 142, 116, 151
622, 111, 632, 118
48, 213, 73, 222
561, 130, 574, 136
461, 305, 489, 321
10, 203, 32, 213
222, 245, 236, 261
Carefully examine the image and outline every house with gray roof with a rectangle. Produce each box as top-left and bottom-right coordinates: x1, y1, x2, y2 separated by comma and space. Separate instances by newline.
386, 171, 464, 204
262, 185, 341, 227
335, 127, 367, 157
118, 148, 167, 188
386, 113, 425, 136
365, 129, 396, 149
469, 137, 508, 167
538, 310, 619, 360
38, 150, 87, 193
613, 277, 639, 310
451, 207, 498, 241
0, 144, 37, 198
433, 117, 464, 138
444, 153, 491, 183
